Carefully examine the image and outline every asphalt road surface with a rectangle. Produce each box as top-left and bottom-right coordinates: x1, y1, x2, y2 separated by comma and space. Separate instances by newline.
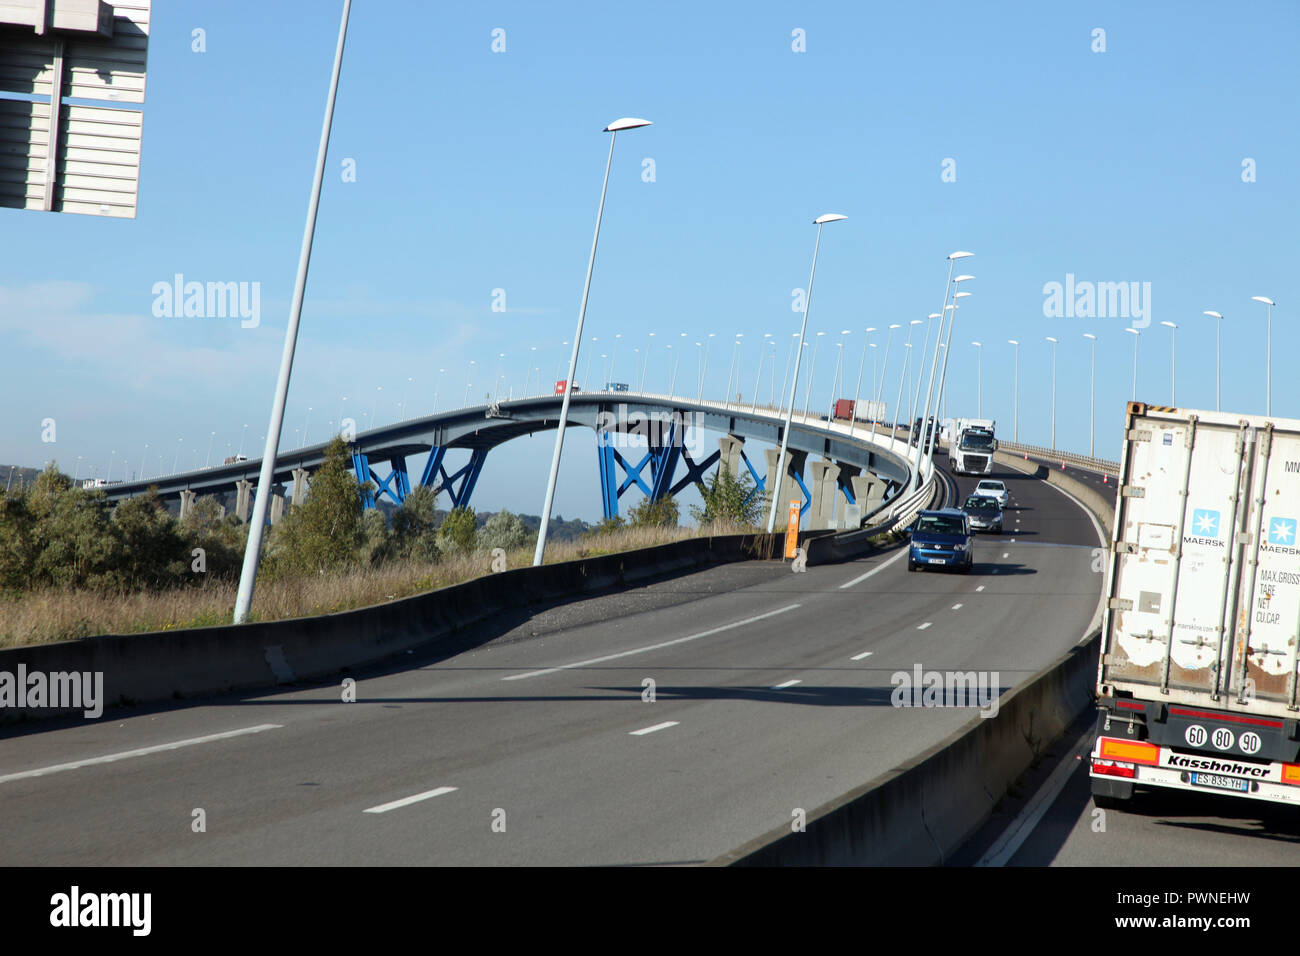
955, 717, 1300, 867
0, 461, 1104, 866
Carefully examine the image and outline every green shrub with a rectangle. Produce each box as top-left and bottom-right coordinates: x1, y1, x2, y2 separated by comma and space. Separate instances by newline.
437, 506, 477, 554
690, 467, 762, 527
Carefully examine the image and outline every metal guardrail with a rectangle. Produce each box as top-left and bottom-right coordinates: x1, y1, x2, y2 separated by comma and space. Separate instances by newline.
996, 440, 1119, 476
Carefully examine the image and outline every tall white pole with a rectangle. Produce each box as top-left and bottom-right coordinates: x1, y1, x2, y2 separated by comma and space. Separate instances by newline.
914, 255, 971, 488
234, 0, 352, 623
534, 118, 650, 566
1008, 340, 1019, 443
1252, 298, 1274, 416
869, 324, 898, 443
1047, 336, 1058, 450
802, 333, 824, 419
849, 327, 875, 437
926, 292, 970, 479
766, 214, 845, 534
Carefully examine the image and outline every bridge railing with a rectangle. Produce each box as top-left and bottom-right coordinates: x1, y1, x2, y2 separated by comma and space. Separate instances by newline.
995, 439, 1119, 476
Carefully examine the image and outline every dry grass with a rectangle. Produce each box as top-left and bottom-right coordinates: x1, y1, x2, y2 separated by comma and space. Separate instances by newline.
0, 522, 760, 649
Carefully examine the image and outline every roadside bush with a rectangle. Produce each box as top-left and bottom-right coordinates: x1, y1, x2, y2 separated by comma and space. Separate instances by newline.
627, 496, 678, 528
690, 467, 763, 527
387, 485, 441, 563
262, 438, 368, 578
437, 506, 477, 554
478, 509, 528, 552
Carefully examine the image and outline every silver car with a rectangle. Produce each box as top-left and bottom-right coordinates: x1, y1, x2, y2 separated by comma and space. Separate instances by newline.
974, 479, 1010, 508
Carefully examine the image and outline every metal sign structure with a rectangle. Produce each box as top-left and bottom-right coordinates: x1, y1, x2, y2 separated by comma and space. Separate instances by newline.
0, 0, 150, 217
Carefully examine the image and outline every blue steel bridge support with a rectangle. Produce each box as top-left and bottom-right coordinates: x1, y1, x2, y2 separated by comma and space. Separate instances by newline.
418, 446, 488, 510
598, 421, 703, 520
597, 420, 775, 520
350, 446, 489, 511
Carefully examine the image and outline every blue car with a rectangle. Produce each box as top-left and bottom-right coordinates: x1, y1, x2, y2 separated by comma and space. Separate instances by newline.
907, 508, 974, 572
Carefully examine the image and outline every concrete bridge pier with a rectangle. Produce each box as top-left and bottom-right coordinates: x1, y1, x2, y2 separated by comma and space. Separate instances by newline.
852, 473, 886, 517
808, 460, 841, 530
764, 447, 807, 516
179, 489, 196, 520
235, 479, 253, 523
269, 485, 286, 525
291, 468, 309, 508
717, 434, 744, 476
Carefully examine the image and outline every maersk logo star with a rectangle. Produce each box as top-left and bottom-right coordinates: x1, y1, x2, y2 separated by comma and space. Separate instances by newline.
1270, 518, 1296, 546
1191, 509, 1220, 538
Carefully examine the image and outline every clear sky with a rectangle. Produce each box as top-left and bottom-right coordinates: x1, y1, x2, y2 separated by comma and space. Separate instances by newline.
3, 0, 1297, 520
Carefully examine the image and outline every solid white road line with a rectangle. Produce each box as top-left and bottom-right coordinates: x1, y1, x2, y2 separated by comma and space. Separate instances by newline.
917, 622, 932, 630
839, 547, 909, 589
364, 786, 458, 814
772, 679, 801, 689
630, 721, 678, 736
0, 724, 283, 786
850, 651, 874, 661
502, 604, 802, 681
976, 733, 1093, 866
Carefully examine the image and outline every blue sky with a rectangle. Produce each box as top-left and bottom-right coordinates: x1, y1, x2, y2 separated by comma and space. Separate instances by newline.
3, 0, 1297, 520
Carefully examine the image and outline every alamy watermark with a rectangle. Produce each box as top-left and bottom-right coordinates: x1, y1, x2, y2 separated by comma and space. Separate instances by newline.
1042, 273, 1150, 327
595, 404, 708, 457
0, 665, 103, 718
152, 273, 261, 328
891, 664, 1000, 718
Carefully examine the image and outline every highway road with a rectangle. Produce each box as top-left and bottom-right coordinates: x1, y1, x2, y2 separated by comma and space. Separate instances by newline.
0, 462, 1104, 866
955, 717, 1300, 867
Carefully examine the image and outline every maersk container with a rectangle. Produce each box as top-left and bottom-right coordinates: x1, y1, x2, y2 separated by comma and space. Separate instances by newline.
1091, 402, 1300, 808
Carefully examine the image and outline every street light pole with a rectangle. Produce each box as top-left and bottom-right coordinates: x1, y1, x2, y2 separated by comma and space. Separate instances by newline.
752, 332, 772, 412
766, 213, 847, 534
869, 324, 899, 443
849, 326, 876, 437
1083, 333, 1097, 458
909, 312, 940, 451
234, 0, 352, 625
1171, 322, 1177, 405
913, 254, 972, 489
1046, 336, 1058, 450
802, 331, 826, 419
1125, 327, 1139, 401
534, 116, 651, 567
1252, 296, 1275, 415
971, 341, 982, 418
926, 288, 972, 478
1203, 311, 1222, 411
1007, 339, 1019, 443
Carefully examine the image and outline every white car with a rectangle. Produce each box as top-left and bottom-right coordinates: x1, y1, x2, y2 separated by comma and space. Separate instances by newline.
974, 479, 1009, 508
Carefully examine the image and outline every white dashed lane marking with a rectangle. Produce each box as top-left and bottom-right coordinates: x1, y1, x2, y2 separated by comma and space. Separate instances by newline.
630, 722, 679, 736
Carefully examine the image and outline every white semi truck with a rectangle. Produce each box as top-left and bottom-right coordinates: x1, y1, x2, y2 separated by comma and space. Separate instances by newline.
1091, 402, 1300, 809
948, 418, 997, 474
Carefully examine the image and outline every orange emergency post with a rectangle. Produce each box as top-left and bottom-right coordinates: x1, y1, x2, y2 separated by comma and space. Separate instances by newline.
785, 500, 800, 558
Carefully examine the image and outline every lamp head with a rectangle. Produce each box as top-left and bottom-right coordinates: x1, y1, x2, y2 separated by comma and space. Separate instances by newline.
604, 117, 652, 132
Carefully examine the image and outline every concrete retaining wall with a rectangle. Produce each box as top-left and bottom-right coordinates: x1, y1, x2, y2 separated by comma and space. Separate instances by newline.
710, 631, 1100, 866
993, 450, 1116, 529
0, 533, 763, 724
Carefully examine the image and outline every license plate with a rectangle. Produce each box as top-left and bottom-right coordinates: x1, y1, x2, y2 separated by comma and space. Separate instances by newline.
927, 558, 946, 565
1190, 772, 1250, 793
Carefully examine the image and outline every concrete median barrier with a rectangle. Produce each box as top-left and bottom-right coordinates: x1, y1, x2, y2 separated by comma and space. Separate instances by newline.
0, 533, 765, 725
710, 630, 1100, 866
